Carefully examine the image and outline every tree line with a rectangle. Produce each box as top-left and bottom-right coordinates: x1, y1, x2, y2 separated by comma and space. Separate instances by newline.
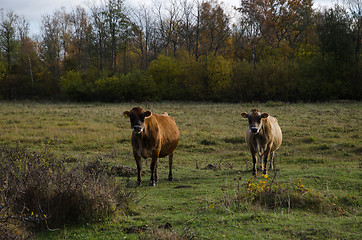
0, 0, 361, 102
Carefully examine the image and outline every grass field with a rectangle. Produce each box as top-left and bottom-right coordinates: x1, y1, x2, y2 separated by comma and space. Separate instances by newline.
0, 101, 361, 239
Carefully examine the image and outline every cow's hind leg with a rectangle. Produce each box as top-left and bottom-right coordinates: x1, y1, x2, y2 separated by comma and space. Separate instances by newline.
269, 152, 275, 171
155, 159, 159, 183
262, 152, 269, 175
168, 153, 173, 181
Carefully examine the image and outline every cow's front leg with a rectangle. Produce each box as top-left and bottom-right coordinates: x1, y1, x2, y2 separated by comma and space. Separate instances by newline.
133, 152, 142, 186
251, 152, 257, 176
168, 153, 173, 181
149, 153, 159, 186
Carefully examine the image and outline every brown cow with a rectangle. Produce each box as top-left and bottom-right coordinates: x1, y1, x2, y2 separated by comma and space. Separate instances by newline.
123, 107, 180, 186
241, 108, 282, 176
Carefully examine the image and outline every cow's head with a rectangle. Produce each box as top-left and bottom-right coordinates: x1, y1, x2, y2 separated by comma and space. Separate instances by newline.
241, 108, 268, 134
123, 107, 152, 136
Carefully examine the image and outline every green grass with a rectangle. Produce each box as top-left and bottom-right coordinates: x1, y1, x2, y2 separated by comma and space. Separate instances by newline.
0, 101, 361, 239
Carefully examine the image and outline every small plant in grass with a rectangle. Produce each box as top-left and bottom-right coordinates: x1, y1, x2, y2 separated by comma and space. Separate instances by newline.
222, 172, 349, 214
136, 222, 195, 240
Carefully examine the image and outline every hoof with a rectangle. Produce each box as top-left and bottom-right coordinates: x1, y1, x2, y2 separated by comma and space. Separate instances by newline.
137, 181, 142, 186
168, 177, 173, 182
149, 182, 156, 186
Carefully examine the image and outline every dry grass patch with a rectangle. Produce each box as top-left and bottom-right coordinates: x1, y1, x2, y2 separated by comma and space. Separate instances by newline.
0, 145, 135, 239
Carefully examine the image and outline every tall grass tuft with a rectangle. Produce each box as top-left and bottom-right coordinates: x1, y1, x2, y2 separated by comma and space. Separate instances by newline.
0, 145, 135, 238
222, 172, 348, 214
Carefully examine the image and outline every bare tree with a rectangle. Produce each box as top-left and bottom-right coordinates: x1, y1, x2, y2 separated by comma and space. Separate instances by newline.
198, 0, 230, 56
0, 9, 18, 99
344, 0, 362, 63
154, 0, 182, 56
17, 16, 36, 99
179, 0, 196, 56
70, 6, 90, 71
105, 0, 129, 73
0, 10, 18, 73
131, 3, 155, 70
194, 0, 202, 61
89, 1, 108, 72
40, 12, 63, 93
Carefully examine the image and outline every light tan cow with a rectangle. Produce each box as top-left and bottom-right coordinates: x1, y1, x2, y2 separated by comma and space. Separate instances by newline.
123, 107, 180, 186
241, 108, 282, 175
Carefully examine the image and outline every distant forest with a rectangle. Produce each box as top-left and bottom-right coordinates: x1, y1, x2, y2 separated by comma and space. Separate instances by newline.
0, 0, 361, 102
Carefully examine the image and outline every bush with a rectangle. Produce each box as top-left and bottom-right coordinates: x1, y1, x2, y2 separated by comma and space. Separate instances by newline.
147, 55, 181, 100
60, 71, 94, 101
230, 60, 254, 102
230, 58, 297, 102
0, 145, 134, 238
206, 55, 233, 101
178, 58, 208, 100
95, 74, 124, 102
121, 70, 157, 101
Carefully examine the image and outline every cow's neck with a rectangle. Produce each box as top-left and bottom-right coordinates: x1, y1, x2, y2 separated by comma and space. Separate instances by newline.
260, 119, 271, 140
142, 116, 157, 139
133, 131, 151, 153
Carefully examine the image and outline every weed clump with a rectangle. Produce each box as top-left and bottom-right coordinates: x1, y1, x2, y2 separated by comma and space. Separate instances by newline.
134, 222, 195, 240
222, 172, 349, 214
0, 145, 134, 238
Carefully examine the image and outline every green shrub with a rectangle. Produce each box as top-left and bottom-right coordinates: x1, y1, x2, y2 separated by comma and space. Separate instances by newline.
230, 60, 254, 102
147, 55, 181, 100
60, 71, 94, 101
122, 70, 157, 101
178, 58, 208, 100
95, 74, 123, 101
206, 55, 232, 101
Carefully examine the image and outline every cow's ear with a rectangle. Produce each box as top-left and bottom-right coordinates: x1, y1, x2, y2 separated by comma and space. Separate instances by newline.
261, 113, 269, 118
241, 112, 248, 118
123, 111, 130, 118
144, 111, 152, 118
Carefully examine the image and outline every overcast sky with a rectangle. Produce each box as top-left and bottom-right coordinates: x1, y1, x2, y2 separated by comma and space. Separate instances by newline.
1, 0, 337, 37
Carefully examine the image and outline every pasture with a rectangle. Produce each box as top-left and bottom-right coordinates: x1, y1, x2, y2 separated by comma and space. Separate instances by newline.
0, 101, 361, 239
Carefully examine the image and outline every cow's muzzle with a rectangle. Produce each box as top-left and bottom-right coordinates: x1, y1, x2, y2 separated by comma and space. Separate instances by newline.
250, 127, 259, 134
132, 125, 143, 134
